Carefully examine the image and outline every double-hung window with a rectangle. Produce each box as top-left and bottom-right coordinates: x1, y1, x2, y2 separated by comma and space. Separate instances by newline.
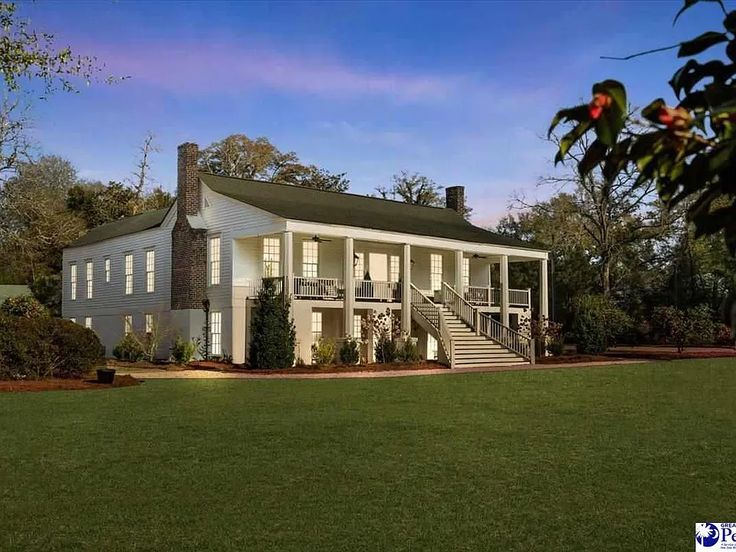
124, 253, 133, 295
311, 311, 323, 343
210, 311, 222, 356
209, 236, 221, 285
85, 261, 93, 299
70, 263, 77, 301
430, 254, 443, 292
263, 237, 280, 277
145, 313, 154, 334
462, 257, 470, 289
302, 241, 318, 278
124, 315, 133, 335
104, 258, 111, 283
353, 252, 365, 280
146, 250, 155, 293
353, 314, 362, 339
84, 317, 92, 330
389, 255, 400, 283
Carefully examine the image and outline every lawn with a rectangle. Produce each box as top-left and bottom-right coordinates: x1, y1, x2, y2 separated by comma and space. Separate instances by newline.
1, 359, 734, 551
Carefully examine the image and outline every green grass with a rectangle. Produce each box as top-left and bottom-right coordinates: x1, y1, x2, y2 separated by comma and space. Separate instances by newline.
1, 359, 734, 551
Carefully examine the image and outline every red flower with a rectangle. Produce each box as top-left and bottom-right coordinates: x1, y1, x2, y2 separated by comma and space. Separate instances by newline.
658, 106, 691, 129
588, 93, 612, 120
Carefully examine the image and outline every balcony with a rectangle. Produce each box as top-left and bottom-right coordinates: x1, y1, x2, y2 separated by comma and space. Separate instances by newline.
355, 280, 400, 302
464, 286, 530, 308
294, 277, 342, 300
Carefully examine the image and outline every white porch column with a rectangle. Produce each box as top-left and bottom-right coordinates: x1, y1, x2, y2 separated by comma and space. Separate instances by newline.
499, 254, 510, 327
401, 243, 411, 334
282, 231, 294, 298
539, 258, 549, 322
344, 237, 355, 337
454, 250, 464, 293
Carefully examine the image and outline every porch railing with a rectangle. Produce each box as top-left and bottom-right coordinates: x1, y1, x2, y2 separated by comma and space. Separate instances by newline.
240, 276, 284, 298
410, 284, 453, 367
477, 312, 534, 362
355, 280, 401, 302
464, 286, 530, 307
293, 277, 342, 299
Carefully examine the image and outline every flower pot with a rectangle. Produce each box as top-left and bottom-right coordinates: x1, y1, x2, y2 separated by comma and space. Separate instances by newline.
97, 368, 116, 384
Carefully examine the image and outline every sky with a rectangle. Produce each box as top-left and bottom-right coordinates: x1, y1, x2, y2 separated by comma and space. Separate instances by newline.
16, 0, 730, 227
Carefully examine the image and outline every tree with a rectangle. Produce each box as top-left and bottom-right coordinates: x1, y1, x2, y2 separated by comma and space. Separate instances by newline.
376, 171, 444, 207
549, 0, 736, 253
199, 133, 350, 192
67, 181, 138, 229
0, 97, 31, 176
248, 279, 296, 369
129, 132, 160, 212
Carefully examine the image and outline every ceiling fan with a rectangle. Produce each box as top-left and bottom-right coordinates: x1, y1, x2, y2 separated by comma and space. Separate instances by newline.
472, 253, 487, 259
304, 235, 332, 243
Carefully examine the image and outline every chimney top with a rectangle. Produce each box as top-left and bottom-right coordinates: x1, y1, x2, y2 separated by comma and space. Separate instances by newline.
177, 142, 200, 218
445, 185, 465, 214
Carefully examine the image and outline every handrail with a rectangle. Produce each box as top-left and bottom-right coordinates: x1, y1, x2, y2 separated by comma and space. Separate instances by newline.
441, 282, 477, 331
410, 284, 453, 367
293, 277, 342, 299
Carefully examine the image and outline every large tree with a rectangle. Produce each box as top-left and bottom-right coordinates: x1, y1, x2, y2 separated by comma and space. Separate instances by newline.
198, 134, 349, 192
376, 171, 444, 207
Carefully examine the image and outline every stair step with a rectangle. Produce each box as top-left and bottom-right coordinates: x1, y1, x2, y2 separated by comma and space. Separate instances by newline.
454, 361, 529, 369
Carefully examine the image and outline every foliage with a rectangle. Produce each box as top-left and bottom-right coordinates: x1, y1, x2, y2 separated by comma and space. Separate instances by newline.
198, 133, 350, 192
376, 171, 443, 206
171, 336, 197, 364
0, 294, 47, 318
713, 323, 734, 346
396, 338, 421, 362
112, 333, 145, 362
375, 336, 398, 364
572, 294, 632, 354
0, 314, 102, 379
363, 308, 401, 363
248, 278, 296, 369
312, 337, 336, 365
518, 316, 565, 356
338, 336, 360, 364
549, 0, 736, 253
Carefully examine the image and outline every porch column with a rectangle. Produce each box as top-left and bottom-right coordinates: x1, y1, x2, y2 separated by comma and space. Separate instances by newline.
344, 237, 355, 337
401, 243, 411, 334
539, 258, 549, 322
282, 231, 294, 298
454, 250, 464, 294
499, 254, 510, 327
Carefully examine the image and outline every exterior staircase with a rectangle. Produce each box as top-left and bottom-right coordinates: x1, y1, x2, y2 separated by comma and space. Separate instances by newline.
410, 283, 533, 369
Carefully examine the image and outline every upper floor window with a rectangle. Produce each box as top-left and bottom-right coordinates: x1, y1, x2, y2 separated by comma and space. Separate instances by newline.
354, 252, 365, 280
85, 261, 93, 299
124, 253, 133, 295
209, 236, 221, 285
430, 253, 443, 291
463, 257, 470, 289
104, 258, 111, 283
302, 241, 318, 278
70, 263, 77, 301
146, 250, 155, 293
389, 255, 400, 283
263, 237, 280, 277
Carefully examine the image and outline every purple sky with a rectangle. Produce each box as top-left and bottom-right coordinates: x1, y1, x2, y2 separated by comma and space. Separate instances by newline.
19, 0, 728, 226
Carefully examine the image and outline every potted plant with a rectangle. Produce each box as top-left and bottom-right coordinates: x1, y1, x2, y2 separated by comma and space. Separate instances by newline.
96, 367, 116, 384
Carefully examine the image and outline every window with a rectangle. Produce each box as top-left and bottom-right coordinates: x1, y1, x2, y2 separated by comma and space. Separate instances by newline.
146, 250, 155, 292
353, 314, 362, 339
124, 253, 133, 295
302, 241, 318, 278
427, 334, 438, 360
124, 315, 133, 335
354, 252, 365, 280
311, 311, 322, 343
389, 255, 400, 283
210, 311, 222, 356
84, 317, 92, 330
430, 254, 443, 291
85, 261, 93, 299
70, 263, 77, 301
463, 257, 470, 289
69, 317, 76, 324
145, 313, 154, 334
209, 236, 221, 285
104, 258, 111, 283
263, 237, 280, 277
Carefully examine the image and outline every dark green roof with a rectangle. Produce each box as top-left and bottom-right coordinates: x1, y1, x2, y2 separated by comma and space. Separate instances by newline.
201, 172, 539, 250
68, 207, 170, 247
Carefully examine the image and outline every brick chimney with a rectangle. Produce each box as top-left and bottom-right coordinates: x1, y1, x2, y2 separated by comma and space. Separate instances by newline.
171, 142, 207, 311
445, 186, 465, 214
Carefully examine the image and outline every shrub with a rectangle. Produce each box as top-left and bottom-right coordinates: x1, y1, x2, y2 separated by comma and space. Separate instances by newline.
1, 295, 48, 319
397, 338, 421, 362
375, 335, 397, 363
713, 323, 734, 347
0, 315, 102, 380
112, 333, 145, 362
518, 316, 566, 356
363, 309, 400, 363
572, 294, 632, 354
312, 337, 336, 365
653, 304, 716, 352
249, 278, 296, 369
338, 337, 360, 364
171, 336, 197, 363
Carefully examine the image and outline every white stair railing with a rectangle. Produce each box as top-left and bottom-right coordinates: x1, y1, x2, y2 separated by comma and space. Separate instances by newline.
410, 284, 454, 367
442, 282, 477, 330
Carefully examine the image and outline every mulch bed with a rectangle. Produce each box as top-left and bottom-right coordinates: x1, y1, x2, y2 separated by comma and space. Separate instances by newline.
0, 374, 140, 393
190, 360, 449, 375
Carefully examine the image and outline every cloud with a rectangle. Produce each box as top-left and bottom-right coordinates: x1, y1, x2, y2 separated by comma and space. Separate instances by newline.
89, 39, 460, 102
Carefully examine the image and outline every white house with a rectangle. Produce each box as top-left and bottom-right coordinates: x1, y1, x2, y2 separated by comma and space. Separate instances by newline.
62, 143, 550, 368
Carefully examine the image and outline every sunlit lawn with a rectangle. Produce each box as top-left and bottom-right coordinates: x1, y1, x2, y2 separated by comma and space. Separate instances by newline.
1, 359, 734, 551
